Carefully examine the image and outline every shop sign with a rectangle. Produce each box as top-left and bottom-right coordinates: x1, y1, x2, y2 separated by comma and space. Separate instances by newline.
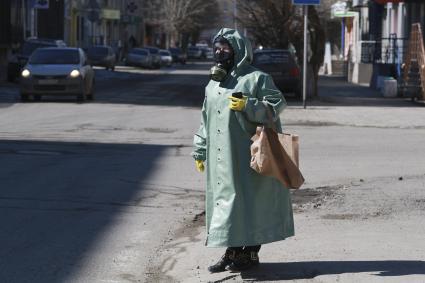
101, 9, 120, 20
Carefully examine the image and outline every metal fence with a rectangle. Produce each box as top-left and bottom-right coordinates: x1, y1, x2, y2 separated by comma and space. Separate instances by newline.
359, 34, 408, 65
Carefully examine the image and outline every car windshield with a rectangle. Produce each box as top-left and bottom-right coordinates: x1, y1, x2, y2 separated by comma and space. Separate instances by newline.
145, 47, 158, 54
88, 47, 108, 56
29, 49, 80, 65
22, 42, 56, 56
169, 48, 180, 53
131, 49, 148, 56
160, 51, 170, 56
254, 51, 290, 64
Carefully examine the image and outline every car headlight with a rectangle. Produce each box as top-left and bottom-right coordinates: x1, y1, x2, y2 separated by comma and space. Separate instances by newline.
21, 69, 31, 78
70, 70, 80, 78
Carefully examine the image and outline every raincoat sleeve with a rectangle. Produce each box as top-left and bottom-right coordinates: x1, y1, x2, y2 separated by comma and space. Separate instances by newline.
192, 97, 208, 161
243, 74, 287, 124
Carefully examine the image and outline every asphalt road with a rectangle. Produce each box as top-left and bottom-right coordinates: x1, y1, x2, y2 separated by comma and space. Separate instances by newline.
0, 62, 211, 283
1, 63, 424, 283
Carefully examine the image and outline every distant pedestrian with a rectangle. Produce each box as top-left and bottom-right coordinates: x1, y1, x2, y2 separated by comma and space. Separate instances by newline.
129, 35, 137, 48
115, 40, 122, 62
192, 28, 294, 273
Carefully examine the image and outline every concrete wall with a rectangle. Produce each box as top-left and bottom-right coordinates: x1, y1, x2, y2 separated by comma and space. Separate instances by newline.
349, 62, 373, 84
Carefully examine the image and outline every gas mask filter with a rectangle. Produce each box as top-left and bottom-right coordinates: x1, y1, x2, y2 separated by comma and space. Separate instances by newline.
210, 64, 229, 82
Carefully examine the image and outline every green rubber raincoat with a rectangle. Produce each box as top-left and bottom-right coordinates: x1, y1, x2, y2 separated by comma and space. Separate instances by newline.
192, 28, 294, 247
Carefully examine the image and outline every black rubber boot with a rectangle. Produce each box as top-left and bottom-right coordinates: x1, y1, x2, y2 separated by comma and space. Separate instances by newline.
208, 248, 240, 273
225, 250, 260, 272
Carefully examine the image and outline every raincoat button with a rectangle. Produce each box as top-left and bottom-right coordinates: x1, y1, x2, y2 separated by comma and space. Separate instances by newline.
218, 110, 221, 114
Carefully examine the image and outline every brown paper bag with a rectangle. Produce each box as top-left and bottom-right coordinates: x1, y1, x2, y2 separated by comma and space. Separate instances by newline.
278, 133, 300, 168
250, 126, 304, 189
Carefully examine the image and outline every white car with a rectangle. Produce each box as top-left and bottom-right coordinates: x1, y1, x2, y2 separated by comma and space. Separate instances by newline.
187, 46, 203, 59
205, 47, 214, 60
20, 47, 95, 102
126, 48, 153, 69
159, 49, 172, 67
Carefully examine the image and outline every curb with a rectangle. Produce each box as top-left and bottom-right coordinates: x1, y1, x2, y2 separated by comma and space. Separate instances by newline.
412, 99, 425, 106
317, 95, 415, 106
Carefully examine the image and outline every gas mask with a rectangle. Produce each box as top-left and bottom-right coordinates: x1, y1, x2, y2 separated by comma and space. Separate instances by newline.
210, 37, 234, 82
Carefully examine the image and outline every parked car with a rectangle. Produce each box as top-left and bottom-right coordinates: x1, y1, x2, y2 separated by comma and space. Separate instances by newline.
196, 43, 210, 59
20, 47, 95, 102
205, 47, 214, 60
169, 47, 186, 64
252, 49, 301, 99
143, 46, 161, 68
187, 46, 203, 59
87, 45, 116, 70
125, 48, 153, 68
7, 38, 66, 82
159, 49, 173, 67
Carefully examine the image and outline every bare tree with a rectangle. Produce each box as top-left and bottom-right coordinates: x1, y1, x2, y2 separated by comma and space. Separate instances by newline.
236, 0, 326, 97
237, 0, 294, 49
289, 7, 326, 98
149, 0, 218, 48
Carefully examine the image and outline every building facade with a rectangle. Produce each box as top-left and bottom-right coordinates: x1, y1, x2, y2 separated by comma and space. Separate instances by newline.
343, 0, 424, 87
1, 0, 65, 82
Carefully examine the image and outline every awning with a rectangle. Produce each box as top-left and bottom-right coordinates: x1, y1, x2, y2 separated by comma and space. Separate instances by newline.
333, 11, 358, 18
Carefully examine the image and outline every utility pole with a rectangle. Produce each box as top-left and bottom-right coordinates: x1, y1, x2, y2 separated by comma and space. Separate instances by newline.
233, 0, 237, 30
303, 5, 308, 109
87, 0, 100, 46
22, 0, 26, 39
30, 6, 35, 37
293, 0, 320, 109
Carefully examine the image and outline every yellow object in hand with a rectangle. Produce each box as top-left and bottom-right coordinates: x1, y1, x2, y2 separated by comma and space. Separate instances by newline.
195, 160, 205, 172
228, 96, 247, 111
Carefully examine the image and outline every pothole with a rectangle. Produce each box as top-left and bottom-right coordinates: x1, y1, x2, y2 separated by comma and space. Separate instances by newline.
143, 127, 177, 134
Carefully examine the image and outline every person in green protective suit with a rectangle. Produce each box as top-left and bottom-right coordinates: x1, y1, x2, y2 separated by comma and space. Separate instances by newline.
192, 28, 294, 273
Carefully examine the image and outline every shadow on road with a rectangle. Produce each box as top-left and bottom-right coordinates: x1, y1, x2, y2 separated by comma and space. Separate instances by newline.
240, 260, 425, 280
0, 139, 171, 282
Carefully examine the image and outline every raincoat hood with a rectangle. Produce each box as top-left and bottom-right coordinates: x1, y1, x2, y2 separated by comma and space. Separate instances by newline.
213, 28, 253, 74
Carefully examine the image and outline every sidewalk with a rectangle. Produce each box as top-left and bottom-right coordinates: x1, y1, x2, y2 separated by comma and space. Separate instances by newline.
318, 75, 381, 99
282, 75, 425, 130
146, 76, 425, 283
307, 75, 413, 107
